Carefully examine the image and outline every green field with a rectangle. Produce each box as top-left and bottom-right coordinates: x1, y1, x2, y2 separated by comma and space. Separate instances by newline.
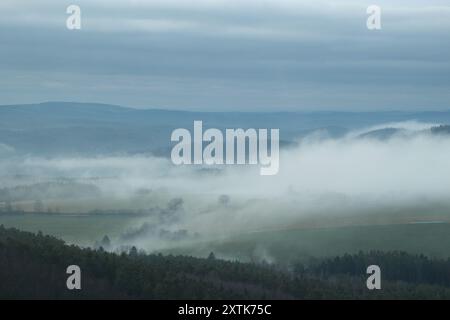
1, 213, 450, 262
164, 223, 450, 262
0, 213, 145, 246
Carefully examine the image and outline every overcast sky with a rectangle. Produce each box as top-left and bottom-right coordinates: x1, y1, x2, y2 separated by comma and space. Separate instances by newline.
0, 0, 449, 111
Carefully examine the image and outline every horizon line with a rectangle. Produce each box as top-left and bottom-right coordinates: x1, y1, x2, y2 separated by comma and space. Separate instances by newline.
1, 100, 450, 114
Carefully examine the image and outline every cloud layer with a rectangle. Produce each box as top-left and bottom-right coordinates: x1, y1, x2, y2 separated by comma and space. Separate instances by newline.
2, 122, 450, 244
1, 0, 449, 110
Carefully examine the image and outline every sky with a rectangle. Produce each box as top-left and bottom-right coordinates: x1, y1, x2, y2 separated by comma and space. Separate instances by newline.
0, 0, 449, 111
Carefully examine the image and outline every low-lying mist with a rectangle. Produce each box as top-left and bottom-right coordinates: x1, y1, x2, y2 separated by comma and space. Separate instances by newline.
1, 121, 450, 252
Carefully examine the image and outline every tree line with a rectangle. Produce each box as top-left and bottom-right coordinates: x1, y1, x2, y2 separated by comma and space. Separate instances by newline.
1, 225, 450, 299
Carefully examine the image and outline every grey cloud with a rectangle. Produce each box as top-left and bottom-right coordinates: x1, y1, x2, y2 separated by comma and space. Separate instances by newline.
0, 0, 449, 110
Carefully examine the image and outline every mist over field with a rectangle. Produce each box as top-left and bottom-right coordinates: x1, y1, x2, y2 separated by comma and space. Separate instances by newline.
2, 118, 450, 253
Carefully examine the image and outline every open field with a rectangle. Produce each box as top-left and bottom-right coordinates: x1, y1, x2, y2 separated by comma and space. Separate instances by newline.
2, 213, 450, 262
163, 222, 450, 262
0, 213, 145, 246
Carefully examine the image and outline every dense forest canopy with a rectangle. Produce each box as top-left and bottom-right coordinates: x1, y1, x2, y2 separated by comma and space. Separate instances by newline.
1, 226, 450, 299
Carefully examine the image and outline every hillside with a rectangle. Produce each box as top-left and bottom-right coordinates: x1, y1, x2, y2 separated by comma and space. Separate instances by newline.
1, 226, 450, 299
1, 102, 450, 156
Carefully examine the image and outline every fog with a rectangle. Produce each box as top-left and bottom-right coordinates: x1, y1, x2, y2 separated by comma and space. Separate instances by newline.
1, 121, 450, 251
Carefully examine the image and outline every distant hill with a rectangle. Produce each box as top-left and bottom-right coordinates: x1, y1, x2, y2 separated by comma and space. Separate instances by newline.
358, 128, 403, 140
1, 102, 450, 157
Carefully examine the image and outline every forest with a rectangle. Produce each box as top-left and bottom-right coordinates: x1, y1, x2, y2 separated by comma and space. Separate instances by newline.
1, 225, 450, 299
